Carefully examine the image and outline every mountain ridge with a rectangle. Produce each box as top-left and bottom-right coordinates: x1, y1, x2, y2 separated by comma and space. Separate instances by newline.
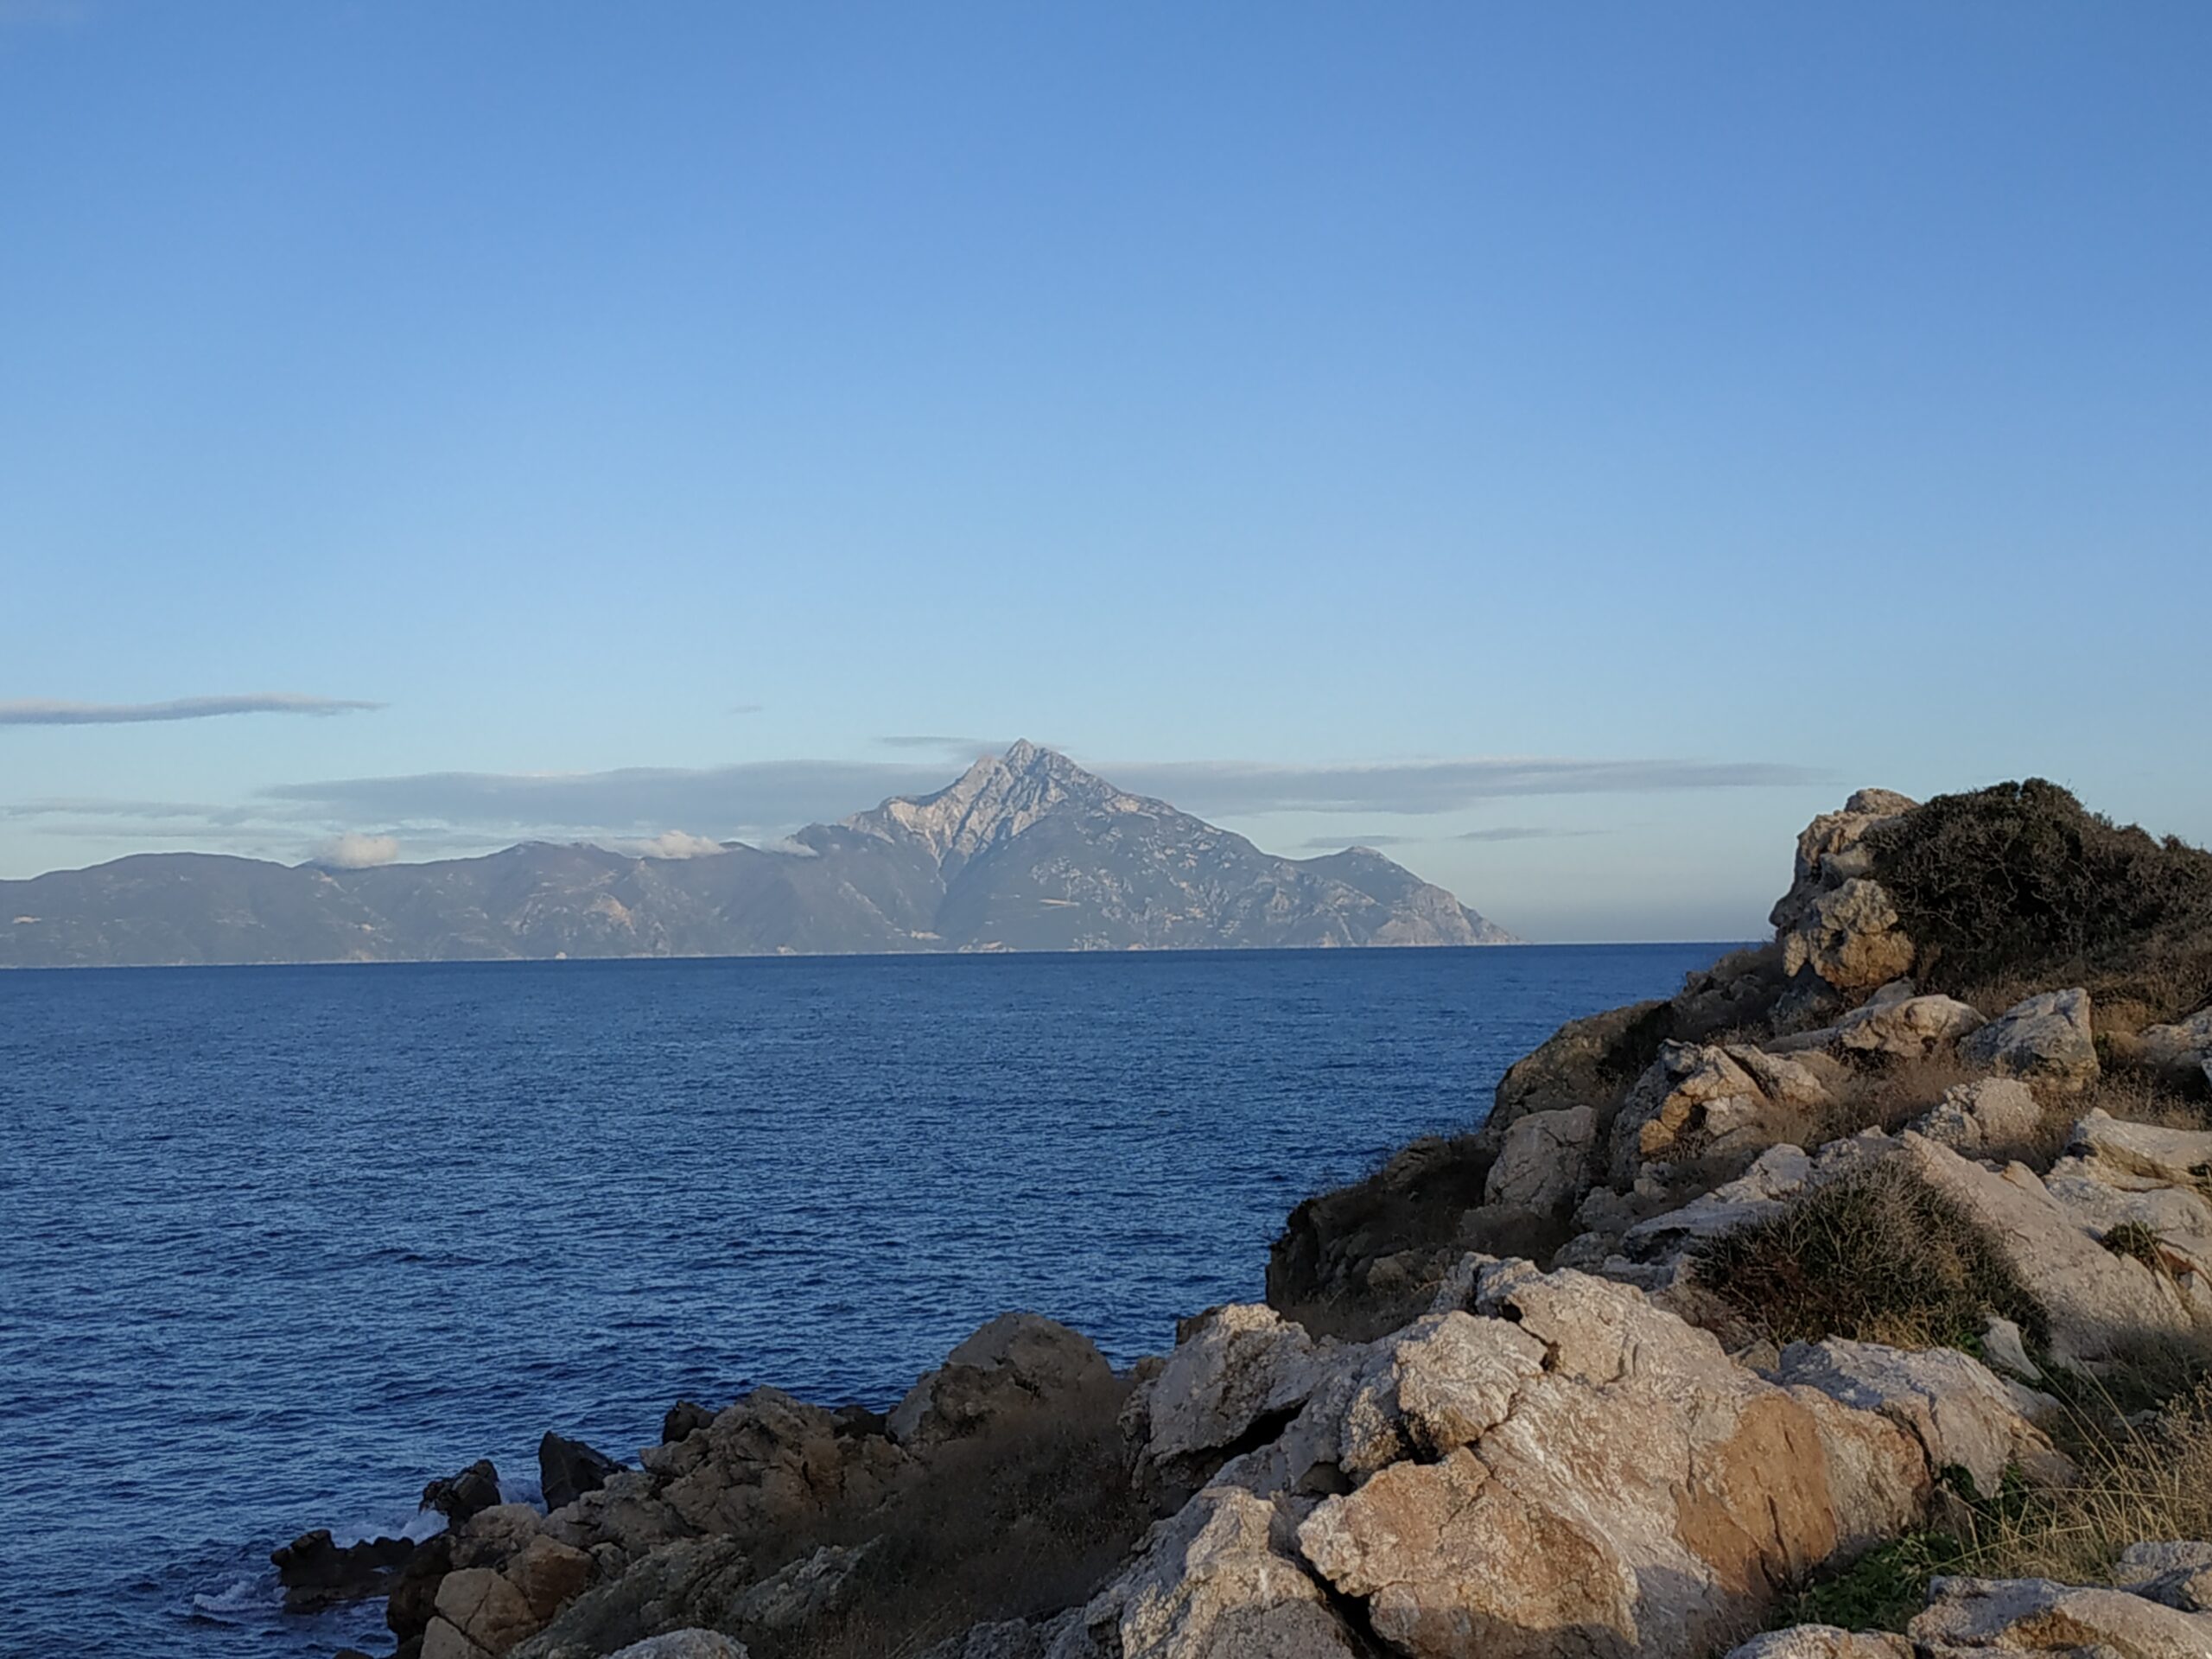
0, 744, 1519, 966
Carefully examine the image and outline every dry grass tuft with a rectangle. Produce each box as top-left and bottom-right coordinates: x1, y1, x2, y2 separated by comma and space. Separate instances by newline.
1693, 1159, 2046, 1351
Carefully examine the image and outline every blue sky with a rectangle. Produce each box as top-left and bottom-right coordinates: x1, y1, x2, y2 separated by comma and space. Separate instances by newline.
2, 2, 2206, 941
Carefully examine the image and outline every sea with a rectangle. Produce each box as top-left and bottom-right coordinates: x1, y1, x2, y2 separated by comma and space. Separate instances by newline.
0, 944, 1731, 1659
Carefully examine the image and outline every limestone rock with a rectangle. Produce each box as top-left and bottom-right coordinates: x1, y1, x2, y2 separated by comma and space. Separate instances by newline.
1482, 1106, 1596, 1214
1910, 1078, 2043, 1156
1080, 1485, 1363, 1658
1611, 1041, 1819, 1185
1781, 880, 1917, 1002
1961, 988, 2100, 1090
1979, 1316, 2038, 1382
1770, 1338, 2070, 1499
2043, 1110, 2212, 1294
506, 1535, 595, 1624
1295, 1264, 1932, 1659
1724, 1630, 1913, 1658
1898, 1131, 2209, 1366
1622, 1144, 1814, 1259
919, 1611, 1087, 1659
1144, 1305, 1335, 1465
435, 1566, 541, 1657
509, 1537, 760, 1659
2139, 1006, 2212, 1087
1770, 791, 1918, 936
888, 1311, 1113, 1446
1835, 987, 1988, 1059
1910, 1573, 2212, 1655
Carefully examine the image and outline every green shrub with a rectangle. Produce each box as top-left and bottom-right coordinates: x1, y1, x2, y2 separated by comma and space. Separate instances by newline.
1693, 1160, 2046, 1351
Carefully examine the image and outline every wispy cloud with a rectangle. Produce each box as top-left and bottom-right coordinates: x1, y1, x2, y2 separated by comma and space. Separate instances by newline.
601, 830, 728, 861
1456, 826, 1605, 842
262, 760, 956, 836
1103, 757, 1826, 818
876, 734, 1006, 753
729, 703, 766, 715
0, 693, 383, 727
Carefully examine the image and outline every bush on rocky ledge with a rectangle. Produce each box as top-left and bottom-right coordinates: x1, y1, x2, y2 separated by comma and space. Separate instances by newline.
1866, 779, 2212, 1023
1692, 1159, 2048, 1351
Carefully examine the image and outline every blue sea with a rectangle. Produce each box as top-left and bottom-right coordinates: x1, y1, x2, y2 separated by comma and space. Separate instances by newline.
0, 944, 1728, 1659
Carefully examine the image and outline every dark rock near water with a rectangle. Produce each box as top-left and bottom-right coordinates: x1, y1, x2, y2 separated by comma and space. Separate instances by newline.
422, 1457, 503, 1523
269, 1527, 416, 1611
662, 1400, 715, 1444
540, 1430, 624, 1511
386, 1530, 455, 1643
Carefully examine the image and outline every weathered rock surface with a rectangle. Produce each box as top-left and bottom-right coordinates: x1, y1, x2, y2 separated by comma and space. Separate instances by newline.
1483, 1106, 1596, 1214
2139, 1006, 2212, 1088
1141, 1304, 1336, 1467
1480, 1001, 1662, 1154
1961, 988, 2101, 1090
1910, 1077, 2044, 1156
1610, 1042, 1827, 1186
1291, 1262, 1930, 1659
1077, 1485, 1363, 1658
1781, 880, 1917, 1007
1770, 1338, 2069, 1499
1910, 1572, 2212, 1655
1770, 791, 1918, 937
888, 1311, 1112, 1447
1898, 1130, 2211, 1366
1724, 1630, 1912, 1659
424, 1459, 506, 1525
1832, 983, 1988, 1059
540, 1433, 625, 1513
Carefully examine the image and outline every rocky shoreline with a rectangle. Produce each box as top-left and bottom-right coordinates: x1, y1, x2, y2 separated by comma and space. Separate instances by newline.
277, 780, 2212, 1659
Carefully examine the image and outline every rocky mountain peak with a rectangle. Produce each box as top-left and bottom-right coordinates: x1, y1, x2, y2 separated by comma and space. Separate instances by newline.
852, 741, 1139, 867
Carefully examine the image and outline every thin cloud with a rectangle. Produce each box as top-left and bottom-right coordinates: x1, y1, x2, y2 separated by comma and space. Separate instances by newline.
876, 734, 1006, 753
1456, 826, 1606, 842
606, 830, 728, 861
1105, 757, 1827, 818
259, 750, 1821, 842
728, 703, 766, 715
0, 693, 383, 727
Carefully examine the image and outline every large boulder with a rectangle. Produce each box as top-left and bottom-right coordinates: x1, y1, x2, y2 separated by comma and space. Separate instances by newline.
1897, 1132, 2208, 1367
1075, 1485, 1364, 1658
540, 1433, 624, 1513
1909, 1573, 2212, 1654
2138, 1005, 2212, 1088
2042, 1110, 2212, 1292
1482, 1106, 1596, 1215
1780, 880, 1917, 1007
1770, 791, 1918, 936
1480, 1001, 1665, 1154
1769, 1338, 2070, 1500
1292, 1262, 1932, 1658
1141, 1305, 1338, 1467
607, 1637, 750, 1659
887, 1312, 1113, 1447
1725, 1631, 1911, 1659
1961, 988, 2100, 1090
430, 1566, 541, 1656
1832, 984, 1987, 1059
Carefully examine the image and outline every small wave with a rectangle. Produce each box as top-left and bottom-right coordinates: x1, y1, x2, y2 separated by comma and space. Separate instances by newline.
189, 1573, 276, 1622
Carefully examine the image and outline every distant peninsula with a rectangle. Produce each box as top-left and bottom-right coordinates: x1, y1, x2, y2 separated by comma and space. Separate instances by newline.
0, 742, 1517, 967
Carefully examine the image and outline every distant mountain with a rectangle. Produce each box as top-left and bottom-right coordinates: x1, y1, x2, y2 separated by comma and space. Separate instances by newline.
0, 742, 1517, 967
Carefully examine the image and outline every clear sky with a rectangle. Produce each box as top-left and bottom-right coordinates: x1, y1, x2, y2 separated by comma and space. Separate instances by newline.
3, 2, 2206, 941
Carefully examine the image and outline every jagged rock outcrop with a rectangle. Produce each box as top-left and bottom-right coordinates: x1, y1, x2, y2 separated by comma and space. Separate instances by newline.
1482, 1106, 1596, 1214
270, 1527, 416, 1612
607, 1635, 750, 1659
1961, 988, 2101, 1090
541, 1433, 625, 1514
1910, 1571, 2212, 1655
1826, 982, 1987, 1059
1608, 1040, 1832, 1187
1771, 791, 1919, 937
887, 1312, 1111, 1447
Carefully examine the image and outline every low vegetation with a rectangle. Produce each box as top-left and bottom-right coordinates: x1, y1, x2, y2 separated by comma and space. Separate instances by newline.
1866, 779, 2212, 1024
1691, 1160, 2046, 1351
766, 1379, 1158, 1659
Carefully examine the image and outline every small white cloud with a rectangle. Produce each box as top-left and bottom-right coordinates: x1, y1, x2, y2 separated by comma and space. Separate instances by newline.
623, 830, 728, 860
754, 836, 819, 858
312, 832, 401, 868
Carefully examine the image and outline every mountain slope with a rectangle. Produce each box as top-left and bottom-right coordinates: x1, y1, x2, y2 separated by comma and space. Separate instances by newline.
0, 744, 1517, 966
